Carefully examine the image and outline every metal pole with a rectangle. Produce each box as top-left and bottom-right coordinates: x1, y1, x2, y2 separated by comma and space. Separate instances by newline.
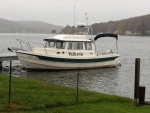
74, 4, 76, 28
76, 67, 79, 104
0, 62, 2, 72
19, 41, 23, 50
134, 58, 140, 106
27, 41, 32, 51
116, 40, 118, 54
8, 61, 12, 105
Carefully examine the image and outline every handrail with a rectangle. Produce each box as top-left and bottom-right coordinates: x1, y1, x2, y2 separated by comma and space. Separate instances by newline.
17, 40, 30, 51
16, 39, 48, 54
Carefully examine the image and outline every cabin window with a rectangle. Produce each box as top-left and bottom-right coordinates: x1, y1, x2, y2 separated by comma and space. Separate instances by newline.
45, 41, 55, 48
67, 42, 83, 50
49, 41, 55, 47
85, 42, 92, 50
56, 41, 66, 49
67, 43, 73, 49
74, 42, 83, 50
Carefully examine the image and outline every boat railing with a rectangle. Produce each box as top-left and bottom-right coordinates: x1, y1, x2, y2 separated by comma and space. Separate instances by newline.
89, 27, 93, 39
16, 39, 48, 54
96, 39, 118, 55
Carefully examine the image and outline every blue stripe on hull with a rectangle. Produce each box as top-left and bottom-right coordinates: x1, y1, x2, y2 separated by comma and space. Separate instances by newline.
17, 52, 118, 63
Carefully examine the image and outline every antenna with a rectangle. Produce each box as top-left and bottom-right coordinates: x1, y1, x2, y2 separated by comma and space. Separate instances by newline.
85, 13, 88, 27
85, 13, 89, 36
74, 4, 76, 28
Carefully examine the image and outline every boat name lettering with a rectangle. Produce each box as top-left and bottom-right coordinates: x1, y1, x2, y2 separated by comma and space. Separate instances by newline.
68, 52, 83, 56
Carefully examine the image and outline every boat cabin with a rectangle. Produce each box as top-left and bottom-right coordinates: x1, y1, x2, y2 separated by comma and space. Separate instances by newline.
32, 35, 96, 57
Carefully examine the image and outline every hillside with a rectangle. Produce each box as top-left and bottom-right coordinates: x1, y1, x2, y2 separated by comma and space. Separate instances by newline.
1, 14, 150, 35
91, 14, 150, 35
16, 21, 63, 34
0, 18, 26, 33
61, 14, 150, 36
0, 18, 63, 34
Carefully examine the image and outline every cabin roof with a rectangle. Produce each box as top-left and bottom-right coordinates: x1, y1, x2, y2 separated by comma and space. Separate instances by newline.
44, 34, 93, 42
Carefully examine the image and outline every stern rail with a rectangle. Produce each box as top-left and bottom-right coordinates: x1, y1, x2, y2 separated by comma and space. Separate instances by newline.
16, 39, 48, 54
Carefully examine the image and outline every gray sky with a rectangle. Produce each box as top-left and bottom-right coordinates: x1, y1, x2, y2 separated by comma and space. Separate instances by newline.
0, 0, 150, 26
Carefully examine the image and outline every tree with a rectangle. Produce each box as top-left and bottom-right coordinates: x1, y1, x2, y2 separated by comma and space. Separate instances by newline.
52, 29, 56, 34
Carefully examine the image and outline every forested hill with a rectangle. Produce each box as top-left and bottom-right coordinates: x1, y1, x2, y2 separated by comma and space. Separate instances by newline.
0, 18, 63, 34
61, 14, 150, 36
91, 14, 150, 36
1, 14, 150, 35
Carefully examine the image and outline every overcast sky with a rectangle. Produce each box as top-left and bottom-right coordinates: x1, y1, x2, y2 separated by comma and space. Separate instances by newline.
0, 0, 150, 26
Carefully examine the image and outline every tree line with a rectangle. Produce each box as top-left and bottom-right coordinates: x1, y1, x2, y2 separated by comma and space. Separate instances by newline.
62, 14, 150, 36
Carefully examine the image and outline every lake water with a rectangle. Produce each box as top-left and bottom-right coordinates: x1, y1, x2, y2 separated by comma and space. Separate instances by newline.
1, 33, 150, 101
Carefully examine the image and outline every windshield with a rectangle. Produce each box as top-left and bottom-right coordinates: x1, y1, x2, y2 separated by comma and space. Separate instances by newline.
45, 41, 55, 48
56, 41, 66, 49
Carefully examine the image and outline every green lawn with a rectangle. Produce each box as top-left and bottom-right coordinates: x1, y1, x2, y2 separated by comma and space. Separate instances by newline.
0, 74, 149, 113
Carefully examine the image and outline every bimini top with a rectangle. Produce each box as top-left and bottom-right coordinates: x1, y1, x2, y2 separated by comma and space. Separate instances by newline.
94, 33, 118, 41
44, 34, 93, 42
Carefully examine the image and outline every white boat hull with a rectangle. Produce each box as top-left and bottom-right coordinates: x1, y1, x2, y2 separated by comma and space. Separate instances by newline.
16, 51, 120, 70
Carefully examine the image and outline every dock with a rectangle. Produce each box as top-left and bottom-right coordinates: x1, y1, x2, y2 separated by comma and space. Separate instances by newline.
0, 54, 18, 70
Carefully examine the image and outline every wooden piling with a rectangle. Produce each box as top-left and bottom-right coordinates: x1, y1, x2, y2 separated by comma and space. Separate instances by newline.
134, 58, 140, 106
139, 86, 146, 104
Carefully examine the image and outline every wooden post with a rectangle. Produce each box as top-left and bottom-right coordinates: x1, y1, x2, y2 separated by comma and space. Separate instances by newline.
134, 58, 140, 106
139, 86, 145, 104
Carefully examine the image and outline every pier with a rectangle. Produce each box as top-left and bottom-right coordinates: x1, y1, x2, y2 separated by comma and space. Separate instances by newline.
0, 54, 18, 70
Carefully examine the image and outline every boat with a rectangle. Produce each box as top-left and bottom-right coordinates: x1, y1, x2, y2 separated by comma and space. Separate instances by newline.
9, 24, 120, 70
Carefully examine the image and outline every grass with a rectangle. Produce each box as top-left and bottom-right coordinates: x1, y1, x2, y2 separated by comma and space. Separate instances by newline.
0, 73, 150, 113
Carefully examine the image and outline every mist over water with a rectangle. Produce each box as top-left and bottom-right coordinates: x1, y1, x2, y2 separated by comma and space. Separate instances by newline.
1, 33, 150, 101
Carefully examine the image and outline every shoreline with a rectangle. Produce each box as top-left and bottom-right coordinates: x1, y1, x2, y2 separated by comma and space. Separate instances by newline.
0, 74, 149, 113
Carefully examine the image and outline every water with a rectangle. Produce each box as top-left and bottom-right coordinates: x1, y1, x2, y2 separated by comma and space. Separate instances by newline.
1, 33, 150, 101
